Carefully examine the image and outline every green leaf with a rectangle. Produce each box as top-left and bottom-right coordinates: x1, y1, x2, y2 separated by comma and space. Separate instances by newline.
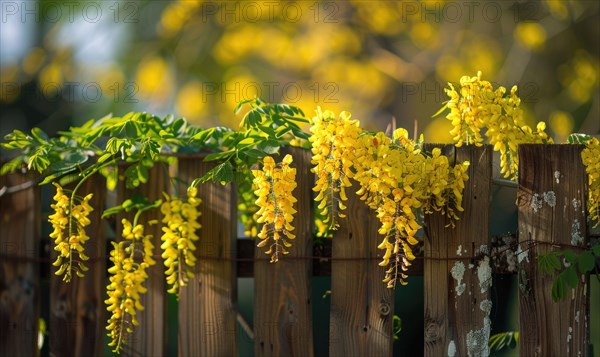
292, 128, 310, 140
563, 266, 578, 289
431, 102, 449, 118
578, 250, 595, 274
567, 133, 591, 144
125, 121, 138, 137
31, 128, 49, 143
247, 110, 262, 127
28, 154, 50, 172
238, 137, 255, 146
537, 255, 552, 275
242, 149, 264, 160
102, 205, 124, 218
204, 150, 235, 162
234, 98, 254, 114
49, 161, 78, 174
489, 331, 518, 351
40, 174, 60, 185
592, 244, 600, 257
97, 153, 112, 164
547, 253, 561, 271
551, 275, 566, 302
257, 139, 281, 154
198, 161, 234, 184
0, 157, 24, 175
562, 250, 577, 264
172, 118, 186, 135
191, 128, 215, 142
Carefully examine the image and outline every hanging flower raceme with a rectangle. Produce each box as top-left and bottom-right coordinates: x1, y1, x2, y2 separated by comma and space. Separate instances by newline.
105, 218, 156, 353
444, 71, 552, 179
48, 183, 93, 282
582, 138, 600, 226
354, 129, 470, 288
309, 108, 361, 230
160, 187, 202, 295
253, 155, 297, 263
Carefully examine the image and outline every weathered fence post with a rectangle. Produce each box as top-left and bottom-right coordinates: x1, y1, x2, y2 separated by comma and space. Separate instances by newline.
518, 144, 589, 356
118, 164, 168, 356
50, 174, 107, 356
0, 168, 40, 357
423, 145, 493, 356
329, 170, 394, 356
177, 155, 238, 356
254, 147, 314, 356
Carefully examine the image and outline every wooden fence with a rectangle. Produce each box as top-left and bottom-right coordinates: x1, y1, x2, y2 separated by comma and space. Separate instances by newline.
0, 145, 593, 356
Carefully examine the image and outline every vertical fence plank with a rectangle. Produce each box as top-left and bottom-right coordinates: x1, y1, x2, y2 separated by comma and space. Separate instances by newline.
50, 175, 106, 356
118, 164, 168, 356
328, 180, 394, 356
518, 144, 589, 356
424, 145, 493, 356
177, 155, 238, 356
0, 169, 40, 357
254, 147, 314, 356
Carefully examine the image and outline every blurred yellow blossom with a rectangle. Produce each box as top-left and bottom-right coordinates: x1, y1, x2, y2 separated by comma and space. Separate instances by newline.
514, 23, 547, 51
549, 110, 574, 140
135, 56, 173, 101
176, 81, 208, 121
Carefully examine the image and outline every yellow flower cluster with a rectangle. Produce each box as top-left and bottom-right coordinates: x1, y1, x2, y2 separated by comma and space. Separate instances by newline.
309, 108, 362, 230
354, 129, 470, 287
445, 71, 552, 179
105, 219, 156, 353
48, 183, 93, 282
582, 138, 600, 226
160, 187, 202, 295
253, 155, 297, 263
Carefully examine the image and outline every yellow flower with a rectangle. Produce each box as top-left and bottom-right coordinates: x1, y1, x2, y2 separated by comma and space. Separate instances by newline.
443, 72, 552, 179
49, 183, 93, 282
309, 108, 361, 230
105, 218, 155, 353
160, 187, 202, 295
253, 155, 297, 263
353, 129, 470, 288
582, 138, 600, 226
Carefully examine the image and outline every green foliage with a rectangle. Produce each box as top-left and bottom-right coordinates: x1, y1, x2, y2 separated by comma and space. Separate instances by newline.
1, 98, 309, 226
101, 194, 162, 219
567, 133, 592, 144
392, 315, 402, 341
489, 331, 519, 351
538, 244, 600, 302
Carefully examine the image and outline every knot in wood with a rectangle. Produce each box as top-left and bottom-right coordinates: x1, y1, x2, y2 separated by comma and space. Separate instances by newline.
424, 322, 441, 342
53, 299, 70, 318
378, 302, 391, 316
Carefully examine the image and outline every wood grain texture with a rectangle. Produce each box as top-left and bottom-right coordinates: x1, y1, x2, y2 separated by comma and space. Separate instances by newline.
118, 164, 168, 356
50, 175, 106, 356
518, 144, 589, 357
254, 147, 314, 357
423, 145, 492, 357
328, 175, 394, 357
177, 156, 238, 356
0, 169, 40, 357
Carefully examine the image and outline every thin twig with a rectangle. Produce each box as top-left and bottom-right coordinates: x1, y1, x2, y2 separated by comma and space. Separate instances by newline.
236, 310, 254, 340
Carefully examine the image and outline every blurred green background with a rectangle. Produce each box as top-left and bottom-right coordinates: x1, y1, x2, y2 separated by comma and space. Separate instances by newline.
1, 0, 599, 356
